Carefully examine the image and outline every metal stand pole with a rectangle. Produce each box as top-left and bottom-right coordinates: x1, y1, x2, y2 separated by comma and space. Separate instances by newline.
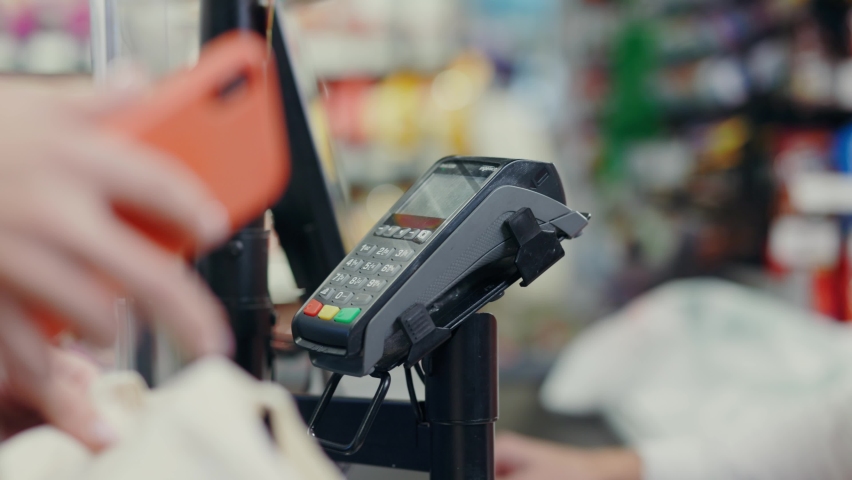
425, 313, 498, 480
197, 218, 274, 378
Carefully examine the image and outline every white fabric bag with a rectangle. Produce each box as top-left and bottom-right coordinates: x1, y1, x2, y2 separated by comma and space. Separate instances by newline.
0, 357, 341, 480
541, 278, 852, 443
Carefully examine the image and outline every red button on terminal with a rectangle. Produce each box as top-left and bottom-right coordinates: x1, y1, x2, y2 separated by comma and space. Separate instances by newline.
304, 299, 323, 317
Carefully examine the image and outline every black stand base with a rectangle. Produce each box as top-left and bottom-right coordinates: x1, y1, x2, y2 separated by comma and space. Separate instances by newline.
296, 313, 498, 479
425, 313, 498, 480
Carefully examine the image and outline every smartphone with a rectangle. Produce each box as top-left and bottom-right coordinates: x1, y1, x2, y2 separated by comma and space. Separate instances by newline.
37, 32, 289, 338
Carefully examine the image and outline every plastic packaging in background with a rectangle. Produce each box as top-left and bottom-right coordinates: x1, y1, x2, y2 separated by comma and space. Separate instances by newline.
0, 0, 90, 74
89, 0, 200, 83
541, 279, 852, 444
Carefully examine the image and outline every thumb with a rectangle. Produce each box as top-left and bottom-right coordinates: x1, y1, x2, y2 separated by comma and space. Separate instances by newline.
0, 298, 117, 451
38, 353, 117, 452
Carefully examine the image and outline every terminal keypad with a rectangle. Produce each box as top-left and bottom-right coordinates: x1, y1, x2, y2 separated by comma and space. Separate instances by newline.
304, 226, 434, 325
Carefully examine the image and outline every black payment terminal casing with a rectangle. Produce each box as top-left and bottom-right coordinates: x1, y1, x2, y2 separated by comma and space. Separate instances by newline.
292, 156, 588, 377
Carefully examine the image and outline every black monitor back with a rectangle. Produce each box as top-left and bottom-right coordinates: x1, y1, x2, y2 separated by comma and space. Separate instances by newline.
268, 15, 347, 299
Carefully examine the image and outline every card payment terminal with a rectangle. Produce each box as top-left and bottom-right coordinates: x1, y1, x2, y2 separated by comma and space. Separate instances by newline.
292, 156, 589, 378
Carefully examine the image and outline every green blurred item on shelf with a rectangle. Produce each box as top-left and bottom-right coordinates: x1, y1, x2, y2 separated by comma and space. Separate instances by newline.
600, 19, 662, 184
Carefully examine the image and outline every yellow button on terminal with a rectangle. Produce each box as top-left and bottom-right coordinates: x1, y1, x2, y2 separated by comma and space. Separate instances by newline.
318, 305, 341, 321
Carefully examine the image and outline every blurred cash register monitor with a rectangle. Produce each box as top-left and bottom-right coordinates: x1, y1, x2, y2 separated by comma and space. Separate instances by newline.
267, 12, 348, 297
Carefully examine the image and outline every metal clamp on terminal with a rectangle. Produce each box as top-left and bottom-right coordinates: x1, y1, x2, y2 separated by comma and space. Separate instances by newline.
399, 304, 451, 368
508, 206, 591, 287
507, 207, 566, 287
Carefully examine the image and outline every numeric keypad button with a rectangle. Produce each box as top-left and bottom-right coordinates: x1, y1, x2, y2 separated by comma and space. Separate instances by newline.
343, 258, 364, 271
346, 276, 368, 289
364, 279, 387, 292
360, 261, 382, 274
403, 229, 420, 241
331, 290, 354, 305
393, 228, 411, 239
378, 264, 402, 277
393, 249, 414, 262
352, 293, 373, 306
414, 230, 433, 244
318, 287, 335, 300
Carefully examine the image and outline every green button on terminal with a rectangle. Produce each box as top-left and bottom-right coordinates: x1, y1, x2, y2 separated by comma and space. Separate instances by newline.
334, 308, 361, 324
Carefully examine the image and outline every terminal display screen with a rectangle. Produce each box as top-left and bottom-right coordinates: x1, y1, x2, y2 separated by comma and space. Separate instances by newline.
393, 161, 497, 229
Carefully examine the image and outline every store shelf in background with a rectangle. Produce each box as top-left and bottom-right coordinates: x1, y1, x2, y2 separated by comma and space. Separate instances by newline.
310, 51, 495, 189
660, 100, 852, 130
789, 172, 852, 214
290, 0, 461, 80
297, 33, 457, 80
654, 5, 806, 67
647, 0, 763, 16
0, 0, 90, 74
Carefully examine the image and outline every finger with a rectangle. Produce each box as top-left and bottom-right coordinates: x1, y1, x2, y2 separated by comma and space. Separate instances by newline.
60, 131, 231, 250
496, 471, 536, 480
61, 202, 231, 356
495, 460, 518, 478
495, 433, 535, 475
0, 298, 117, 450
41, 349, 117, 452
51, 348, 100, 391
0, 230, 117, 346
495, 432, 536, 457
0, 296, 50, 390
0, 358, 44, 439
97, 221, 232, 357
0, 183, 232, 357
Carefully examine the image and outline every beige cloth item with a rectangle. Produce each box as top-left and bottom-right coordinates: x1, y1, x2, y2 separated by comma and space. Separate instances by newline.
0, 357, 341, 480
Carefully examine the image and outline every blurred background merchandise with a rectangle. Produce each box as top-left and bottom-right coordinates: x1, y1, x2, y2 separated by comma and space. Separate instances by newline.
6, 0, 852, 383
0, 0, 90, 73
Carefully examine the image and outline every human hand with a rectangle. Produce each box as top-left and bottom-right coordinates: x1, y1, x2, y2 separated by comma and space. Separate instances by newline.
0, 79, 234, 449
495, 432, 642, 480
0, 342, 102, 445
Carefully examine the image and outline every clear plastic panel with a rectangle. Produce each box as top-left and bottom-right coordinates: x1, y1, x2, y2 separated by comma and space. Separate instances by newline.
90, 0, 202, 378
90, 0, 201, 82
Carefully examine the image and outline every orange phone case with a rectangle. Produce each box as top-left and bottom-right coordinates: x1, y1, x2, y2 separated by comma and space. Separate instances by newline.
37, 32, 290, 338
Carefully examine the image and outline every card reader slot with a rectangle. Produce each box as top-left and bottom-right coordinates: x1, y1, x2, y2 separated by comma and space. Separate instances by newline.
294, 337, 347, 357
296, 318, 352, 349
